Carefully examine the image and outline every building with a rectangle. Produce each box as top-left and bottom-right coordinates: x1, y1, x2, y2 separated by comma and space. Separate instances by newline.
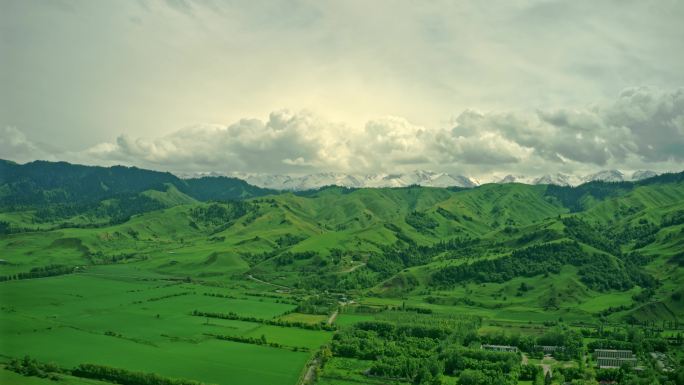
594, 349, 637, 369
481, 344, 518, 353
535, 345, 565, 354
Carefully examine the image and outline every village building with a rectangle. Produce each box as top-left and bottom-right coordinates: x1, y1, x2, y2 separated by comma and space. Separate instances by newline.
535, 345, 565, 354
594, 349, 637, 369
481, 344, 518, 353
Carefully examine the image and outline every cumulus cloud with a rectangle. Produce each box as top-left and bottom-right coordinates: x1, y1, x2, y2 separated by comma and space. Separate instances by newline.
0, 126, 50, 163
5, 88, 684, 177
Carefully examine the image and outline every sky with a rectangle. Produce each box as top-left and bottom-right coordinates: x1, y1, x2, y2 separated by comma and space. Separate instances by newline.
1, 0, 683, 179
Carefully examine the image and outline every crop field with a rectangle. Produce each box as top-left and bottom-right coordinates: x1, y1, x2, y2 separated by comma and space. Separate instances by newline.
0, 268, 328, 385
278, 312, 329, 325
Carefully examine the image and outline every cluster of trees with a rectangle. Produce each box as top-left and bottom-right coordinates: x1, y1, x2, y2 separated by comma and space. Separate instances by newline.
293, 267, 379, 290
562, 217, 619, 255
329, 315, 507, 385
544, 182, 632, 212
615, 219, 660, 249
275, 251, 319, 266
88, 251, 140, 265
6, 356, 62, 381
370, 356, 443, 385
202, 292, 239, 299
662, 210, 684, 228
595, 365, 684, 385
0, 264, 74, 282
366, 239, 475, 279
6, 356, 207, 385
205, 332, 308, 351
188, 201, 253, 228
440, 348, 521, 385
37, 193, 167, 225
431, 241, 656, 292
295, 294, 338, 315
405, 211, 439, 233
0, 220, 11, 234
240, 249, 279, 267
191, 310, 337, 331
275, 233, 307, 247
72, 363, 204, 385
132, 291, 192, 304
332, 323, 442, 383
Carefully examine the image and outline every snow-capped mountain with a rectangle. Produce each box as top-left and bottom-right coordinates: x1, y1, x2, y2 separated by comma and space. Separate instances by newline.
181, 170, 478, 190
532, 173, 578, 186
631, 170, 658, 181
176, 169, 663, 190
581, 169, 625, 183
495, 173, 578, 186
496, 174, 535, 184
361, 171, 478, 189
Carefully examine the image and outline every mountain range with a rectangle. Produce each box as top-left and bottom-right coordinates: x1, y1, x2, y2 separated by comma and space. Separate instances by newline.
177, 169, 663, 190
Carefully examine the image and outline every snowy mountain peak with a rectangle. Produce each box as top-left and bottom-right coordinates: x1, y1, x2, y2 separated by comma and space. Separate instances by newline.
582, 169, 625, 183
175, 169, 664, 190
631, 170, 658, 181
532, 173, 577, 186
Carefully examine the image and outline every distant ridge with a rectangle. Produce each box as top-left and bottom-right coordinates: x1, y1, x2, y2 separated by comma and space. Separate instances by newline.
1, 160, 680, 200
0, 159, 276, 208
177, 168, 672, 190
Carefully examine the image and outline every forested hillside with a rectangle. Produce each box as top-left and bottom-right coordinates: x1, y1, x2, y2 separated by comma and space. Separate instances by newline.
0, 160, 276, 229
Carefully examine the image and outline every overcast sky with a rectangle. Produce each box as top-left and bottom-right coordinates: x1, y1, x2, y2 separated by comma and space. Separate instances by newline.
1, 0, 683, 178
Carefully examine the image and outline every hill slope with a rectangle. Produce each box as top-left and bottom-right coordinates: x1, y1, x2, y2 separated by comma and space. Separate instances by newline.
1, 164, 683, 324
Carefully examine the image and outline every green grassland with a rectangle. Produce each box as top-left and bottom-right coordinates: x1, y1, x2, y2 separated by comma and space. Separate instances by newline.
1, 164, 684, 385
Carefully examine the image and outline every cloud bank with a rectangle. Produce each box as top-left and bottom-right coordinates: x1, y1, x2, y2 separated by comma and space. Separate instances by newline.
3, 88, 683, 178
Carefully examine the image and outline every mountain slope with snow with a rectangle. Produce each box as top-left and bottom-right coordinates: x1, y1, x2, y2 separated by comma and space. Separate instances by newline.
176, 169, 664, 190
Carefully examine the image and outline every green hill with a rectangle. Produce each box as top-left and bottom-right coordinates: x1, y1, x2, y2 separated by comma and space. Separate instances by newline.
2, 168, 682, 323
2, 163, 684, 385
0, 159, 276, 230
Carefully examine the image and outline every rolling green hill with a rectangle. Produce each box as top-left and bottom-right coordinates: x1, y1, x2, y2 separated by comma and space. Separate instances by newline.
0, 160, 276, 230
1, 162, 683, 385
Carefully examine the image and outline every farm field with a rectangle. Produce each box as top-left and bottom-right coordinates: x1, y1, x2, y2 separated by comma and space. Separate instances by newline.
0, 268, 327, 385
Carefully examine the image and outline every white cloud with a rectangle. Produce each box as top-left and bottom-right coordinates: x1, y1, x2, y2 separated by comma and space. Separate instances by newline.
69, 88, 683, 176
0, 126, 49, 163
3, 88, 682, 178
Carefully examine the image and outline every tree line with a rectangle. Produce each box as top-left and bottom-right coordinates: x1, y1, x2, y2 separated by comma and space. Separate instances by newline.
0, 264, 74, 282
191, 309, 337, 331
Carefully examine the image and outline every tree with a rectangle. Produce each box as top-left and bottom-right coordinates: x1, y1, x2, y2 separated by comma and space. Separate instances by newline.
458, 369, 486, 385
319, 346, 332, 368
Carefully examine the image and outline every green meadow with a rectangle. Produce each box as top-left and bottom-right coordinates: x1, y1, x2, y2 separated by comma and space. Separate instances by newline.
0, 270, 324, 385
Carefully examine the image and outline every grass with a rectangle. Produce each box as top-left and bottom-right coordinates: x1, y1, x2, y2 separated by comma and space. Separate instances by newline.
0, 271, 323, 385
278, 312, 329, 324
